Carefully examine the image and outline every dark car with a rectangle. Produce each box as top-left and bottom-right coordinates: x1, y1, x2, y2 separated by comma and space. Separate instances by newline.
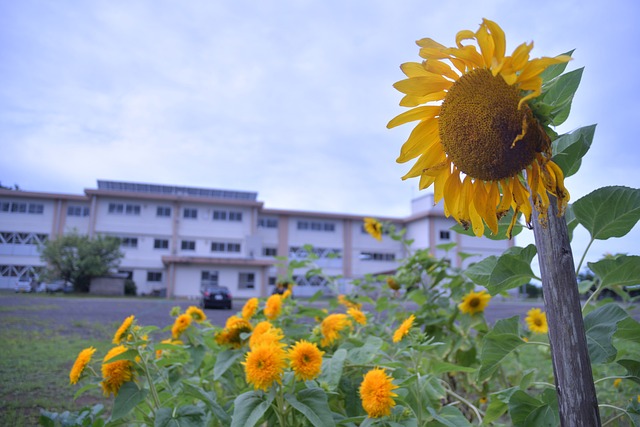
201, 286, 232, 309
44, 279, 73, 293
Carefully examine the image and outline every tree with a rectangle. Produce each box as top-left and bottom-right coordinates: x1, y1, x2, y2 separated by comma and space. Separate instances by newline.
40, 231, 123, 292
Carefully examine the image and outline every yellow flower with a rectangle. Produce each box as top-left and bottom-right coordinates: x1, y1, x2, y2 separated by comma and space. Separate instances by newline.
69, 347, 96, 384
186, 306, 207, 322
359, 368, 399, 418
249, 321, 284, 349
242, 297, 259, 320
101, 345, 133, 396
388, 19, 571, 238
216, 316, 253, 348
171, 314, 192, 339
320, 313, 352, 347
386, 276, 400, 291
113, 315, 134, 344
393, 314, 416, 343
264, 294, 283, 320
613, 378, 622, 388
348, 307, 367, 326
282, 289, 292, 299
288, 340, 324, 381
155, 338, 183, 359
458, 290, 491, 315
337, 294, 361, 309
525, 307, 548, 334
364, 217, 383, 241
479, 396, 488, 405
243, 342, 287, 391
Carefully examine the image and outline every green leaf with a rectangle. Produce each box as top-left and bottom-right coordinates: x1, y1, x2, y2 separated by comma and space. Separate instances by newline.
430, 361, 476, 375
539, 50, 574, 83
348, 336, 383, 365
615, 316, 640, 344
427, 405, 472, 426
482, 399, 508, 425
436, 242, 457, 252
318, 348, 347, 391
284, 388, 336, 427
564, 204, 578, 242
617, 359, 640, 385
154, 406, 206, 427
588, 256, 640, 289
508, 389, 559, 427
180, 383, 231, 425
214, 349, 243, 380
464, 256, 498, 288
573, 186, 640, 240
111, 382, 149, 421
478, 317, 524, 381
230, 391, 274, 427
540, 68, 583, 126
583, 303, 630, 363
486, 245, 537, 295
451, 209, 523, 240
551, 125, 596, 177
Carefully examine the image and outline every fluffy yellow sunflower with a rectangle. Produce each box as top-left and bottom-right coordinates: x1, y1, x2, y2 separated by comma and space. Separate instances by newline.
393, 314, 416, 343
186, 306, 207, 322
525, 307, 548, 334
388, 19, 571, 237
243, 342, 288, 391
320, 313, 352, 347
288, 340, 324, 381
347, 306, 367, 326
69, 346, 96, 384
216, 316, 253, 348
249, 320, 285, 349
101, 345, 133, 396
359, 367, 399, 418
171, 314, 192, 339
264, 294, 283, 320
337, 294, 361, 309
458, 290, 491, 314
364, 217, 383, 241
242, 297, 259, 320
112, 315, 135, 344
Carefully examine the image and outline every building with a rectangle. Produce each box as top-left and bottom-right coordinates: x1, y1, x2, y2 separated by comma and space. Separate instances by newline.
0, 180, 512, 297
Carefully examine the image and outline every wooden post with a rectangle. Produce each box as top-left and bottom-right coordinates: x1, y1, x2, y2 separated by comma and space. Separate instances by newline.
532, 197, 601, 426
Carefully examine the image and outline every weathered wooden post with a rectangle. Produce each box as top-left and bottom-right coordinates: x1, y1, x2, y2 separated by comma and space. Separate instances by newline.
532, 197, 601, 426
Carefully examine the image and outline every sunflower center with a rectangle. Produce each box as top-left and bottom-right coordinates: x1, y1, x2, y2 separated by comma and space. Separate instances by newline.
534, 318, 543, 327
469, 297, 480, 308
439, 68, 548, 181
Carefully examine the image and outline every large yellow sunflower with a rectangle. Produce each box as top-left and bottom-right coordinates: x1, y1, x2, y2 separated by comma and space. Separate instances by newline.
458, 290, 491, 315
388, 19, 571, 237
242, 297, 259, 320
112, 315, 134, 345
348, 306, 367, 326
249, 320, 285, 349
320, 313, 352, 347
243, 342, 288, 391
216, 316, 253, 348
288, 340, 324, 381
525, 307, 548, 334
69, 347, 96, 384
186, 306, 207, 322
264, 294, 283, 320
171, 314, 192, 339
101, 345, 133, 396
359, 368, 399, 418
392, 314, 416, 343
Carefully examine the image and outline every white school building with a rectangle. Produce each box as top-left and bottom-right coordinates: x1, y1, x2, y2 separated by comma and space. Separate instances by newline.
0, 180, 512, 298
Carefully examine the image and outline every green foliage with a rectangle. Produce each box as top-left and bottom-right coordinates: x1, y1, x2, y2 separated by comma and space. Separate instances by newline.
39, 231, 123, 293
573, 186, 640, 241
551, 124, 596, 177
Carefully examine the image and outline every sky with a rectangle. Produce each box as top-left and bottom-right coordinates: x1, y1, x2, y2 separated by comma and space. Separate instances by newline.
1, 0, 638, 272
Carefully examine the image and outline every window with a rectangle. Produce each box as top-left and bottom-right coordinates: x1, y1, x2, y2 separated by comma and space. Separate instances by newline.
297, 220, 335, 232
201, 270, 219, 287
0, 232, 47, 245
439, 230, 451, 240
125, 204, 141, 215
0, 202, 42, 214
120, 237, 138, 248
154, 239, 169, 249
108, 203, 140, 215
227, 243, 241, 253
28, 203, 44, 214
211, 241, 241, 253
181, 240, 196, 251
156, 206, 172, 217
212, 210, 227, 220
67, 206, 90, 217
263, 247, 277, 256
258, 217, 278, 228
239, 272, 255, 289
360, 252, 395, 261
183, 208, 198, 219
229, 211, 243, 221
147, 271, 163, 282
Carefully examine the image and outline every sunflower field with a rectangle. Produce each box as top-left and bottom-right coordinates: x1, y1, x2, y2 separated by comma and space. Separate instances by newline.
42, 18, 640, 426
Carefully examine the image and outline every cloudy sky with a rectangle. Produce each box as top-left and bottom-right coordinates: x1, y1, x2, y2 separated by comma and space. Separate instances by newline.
1, 0, 638, 269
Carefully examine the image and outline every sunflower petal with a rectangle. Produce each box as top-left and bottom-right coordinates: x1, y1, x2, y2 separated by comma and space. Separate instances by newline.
432, 164, 450, 204
469, 181, 487, 237
387, 105, 440, 129
399, 91, 447, 107
444, 45, 484, 69
392, 76, 452, 97
482, 181, 500, 235
416, 38, 447, 49
401, 148, 446, 178
419, 47, 450, 60
422, 60, 460, 81
455, 29, 476, 48
475, 24, 495, 68
482, 18, 506, 62
396, 118, 439, 163
518, 55, 572, 83
496, 179, 513, 215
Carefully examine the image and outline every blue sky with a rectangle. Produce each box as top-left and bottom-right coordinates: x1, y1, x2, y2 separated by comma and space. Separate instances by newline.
1, 0, 638, 270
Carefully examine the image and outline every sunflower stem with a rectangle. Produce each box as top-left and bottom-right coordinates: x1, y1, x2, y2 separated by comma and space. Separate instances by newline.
531, 198, 601, 426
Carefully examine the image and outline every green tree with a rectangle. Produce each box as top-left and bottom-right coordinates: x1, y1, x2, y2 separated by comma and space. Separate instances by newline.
39, 231, 123, 292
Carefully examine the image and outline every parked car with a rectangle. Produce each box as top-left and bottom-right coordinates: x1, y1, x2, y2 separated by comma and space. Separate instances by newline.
14, 277, 34, 293
44, 279, 73, 293
201, 286, 232, 309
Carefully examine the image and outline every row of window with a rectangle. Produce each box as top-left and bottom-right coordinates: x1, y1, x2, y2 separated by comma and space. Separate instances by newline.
0, 264, 43, 277
0, 202, 44, 214
68, 206, 90, 217
120, 237, 242, 253
297, 220, 335, 232
0, 232, 48, 245
201, 270, 255, 289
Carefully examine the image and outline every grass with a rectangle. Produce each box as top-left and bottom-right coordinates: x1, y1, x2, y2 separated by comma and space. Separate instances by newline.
0, 315, 112, 426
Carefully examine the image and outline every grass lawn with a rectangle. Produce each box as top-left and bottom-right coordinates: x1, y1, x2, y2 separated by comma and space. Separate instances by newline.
0, 305, 113, 426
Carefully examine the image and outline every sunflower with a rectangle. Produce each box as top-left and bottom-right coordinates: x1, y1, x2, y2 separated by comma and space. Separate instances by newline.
242, 297, 259, 320
359, 368, 399, 418
388, 19, 571, 237
186, 306, 207, 322
393, 314, 416, 343
320, 313, 352, 347
282, 289, 292, 299
171, 314, 192, 339
101, 345, 133, 396
69, 347, 96, 384
288, 340, 324, 381
386, 276, 400, 291
525, 307, 548, 334
112, 315, 135, 344
249, 320, 285, 349
264, 294, 283, 320
364, 217, 383, 241
216, 316, 253, 348
337, 294, 361, 309
243, 342, 288, 391
458, 290, 491, 315
155, 338, 183, 359
347, 306, 367, 326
